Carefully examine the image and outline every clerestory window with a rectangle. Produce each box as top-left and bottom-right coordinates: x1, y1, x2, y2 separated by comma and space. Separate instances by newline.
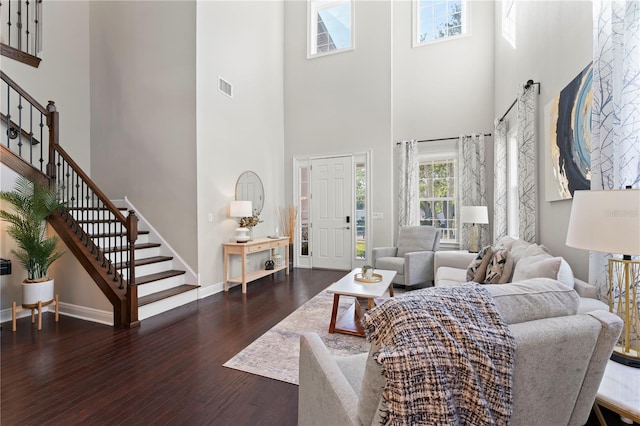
308, 0, 354, 58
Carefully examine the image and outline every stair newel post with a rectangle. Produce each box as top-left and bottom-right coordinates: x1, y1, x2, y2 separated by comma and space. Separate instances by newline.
126, 210, 139, 326
46, 101, 58, 180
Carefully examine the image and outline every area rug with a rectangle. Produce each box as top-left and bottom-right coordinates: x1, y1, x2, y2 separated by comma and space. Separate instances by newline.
223, 290, 372, 385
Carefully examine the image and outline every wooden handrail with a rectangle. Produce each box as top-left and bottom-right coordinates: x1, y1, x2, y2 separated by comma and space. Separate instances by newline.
52, 145, 128, 225
0, 71, 48, 115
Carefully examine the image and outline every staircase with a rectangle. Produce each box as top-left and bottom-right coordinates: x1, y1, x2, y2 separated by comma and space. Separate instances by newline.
0, 0, 43, 68
70, 203, 199, 321
0, 70, 199, 327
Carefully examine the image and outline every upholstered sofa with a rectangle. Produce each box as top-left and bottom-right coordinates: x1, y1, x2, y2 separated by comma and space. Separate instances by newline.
372, 225, 441, 287
434, 237, 609, 314
299, 280, 623, 426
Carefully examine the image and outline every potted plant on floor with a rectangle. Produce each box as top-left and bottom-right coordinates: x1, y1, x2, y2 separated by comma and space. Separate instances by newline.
0, 176, 66, 306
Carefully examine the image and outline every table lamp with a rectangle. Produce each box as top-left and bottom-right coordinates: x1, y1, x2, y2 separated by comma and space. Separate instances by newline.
230, 200, 252, 243
461, 206, 488, 253
566, 188, 640, 367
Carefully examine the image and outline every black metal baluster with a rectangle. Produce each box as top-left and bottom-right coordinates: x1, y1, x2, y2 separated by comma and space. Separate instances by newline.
6, 84, 11, 148
7, 0, 11, 47
16, 0, 22, 51
38, 112, 43, 170
26, 0, 30, 54
29, 104, 33, 164
17, 94, 22, 156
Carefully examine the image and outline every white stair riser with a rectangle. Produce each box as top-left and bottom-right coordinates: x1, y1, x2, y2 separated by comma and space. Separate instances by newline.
119, 260, 173, 279
104, 246, 160, 263
137, 274, 186, 297
70, 210, 127, 222
92, 234, 149, 250
138, 289, 198, 321
81, 223, 126, 235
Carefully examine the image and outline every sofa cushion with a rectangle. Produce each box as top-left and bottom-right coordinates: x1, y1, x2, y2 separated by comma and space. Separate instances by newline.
510, 239, 533, 264
577, 297, 610, 315
357, 341, 385, 426
512, 254, 575, 289
485, 278, 579, 324
436, 266, 468, 286
484, 247, 514, 284
335, 352, 368, 395
466, 245, 493, 282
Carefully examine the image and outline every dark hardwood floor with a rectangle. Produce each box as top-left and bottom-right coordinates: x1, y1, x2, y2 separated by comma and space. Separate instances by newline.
1, 268, 630, 425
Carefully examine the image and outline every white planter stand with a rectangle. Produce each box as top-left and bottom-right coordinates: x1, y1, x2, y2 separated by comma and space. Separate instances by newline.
12, 279, 59, 331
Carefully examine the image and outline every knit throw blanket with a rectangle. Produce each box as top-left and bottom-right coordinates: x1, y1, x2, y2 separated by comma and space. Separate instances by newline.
362, 284, 516, 426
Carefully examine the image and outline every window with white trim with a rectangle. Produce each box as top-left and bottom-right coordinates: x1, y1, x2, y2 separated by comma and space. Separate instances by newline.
502, 0, 516, 48
414, 0, 468, 47
308, 0, 353, 58
418, 155, 458, 242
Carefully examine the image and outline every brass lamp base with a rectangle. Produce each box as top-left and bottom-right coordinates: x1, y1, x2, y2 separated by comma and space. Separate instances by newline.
608, 257, 640, 368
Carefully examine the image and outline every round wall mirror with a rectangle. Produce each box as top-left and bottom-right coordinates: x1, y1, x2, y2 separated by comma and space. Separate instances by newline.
235, 171, 264, 216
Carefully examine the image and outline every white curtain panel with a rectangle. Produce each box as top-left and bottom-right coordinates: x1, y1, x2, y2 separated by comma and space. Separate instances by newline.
458, 134, 489, 249
590, 0, 640, 299
397, 140, 419, 227
516, 85, 538, 243
493, 119, 508, 240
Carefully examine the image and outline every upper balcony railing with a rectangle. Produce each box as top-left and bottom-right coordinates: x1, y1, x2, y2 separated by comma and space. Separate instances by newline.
0, 0, 43, 67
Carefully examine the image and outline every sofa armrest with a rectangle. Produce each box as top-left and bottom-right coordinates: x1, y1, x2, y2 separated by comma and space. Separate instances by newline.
372, 247, 397, 267
404, 251, 435, 285
434, 251, 477, 272
574, 277, 597, 299
299, 333, 359, 426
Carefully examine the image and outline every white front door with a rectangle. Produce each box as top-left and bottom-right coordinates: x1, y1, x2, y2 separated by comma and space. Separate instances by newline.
311, 156, 353, 270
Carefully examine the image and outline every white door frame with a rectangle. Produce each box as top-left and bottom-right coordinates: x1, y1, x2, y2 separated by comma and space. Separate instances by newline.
292, 152, 371, 269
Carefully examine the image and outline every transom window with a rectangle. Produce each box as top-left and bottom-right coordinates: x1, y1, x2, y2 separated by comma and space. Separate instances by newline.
414, 0, 468, 47
308, 0, 353, 58
418, 157, 458, 242
502, 0, 516, 48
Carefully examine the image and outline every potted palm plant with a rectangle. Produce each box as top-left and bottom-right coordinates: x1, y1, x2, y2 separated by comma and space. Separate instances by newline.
0, 176, 66, 306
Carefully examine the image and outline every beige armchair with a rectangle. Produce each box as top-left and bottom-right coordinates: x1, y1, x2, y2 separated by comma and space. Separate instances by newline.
372, 225, 441, 287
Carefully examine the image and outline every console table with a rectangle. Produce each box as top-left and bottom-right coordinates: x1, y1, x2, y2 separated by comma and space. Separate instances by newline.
223, 237, 289, 294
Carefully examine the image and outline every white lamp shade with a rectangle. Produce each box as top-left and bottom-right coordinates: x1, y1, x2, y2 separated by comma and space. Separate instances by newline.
460, 206, 489, 224
566, 189, 640, 256
230, 200, 252, 218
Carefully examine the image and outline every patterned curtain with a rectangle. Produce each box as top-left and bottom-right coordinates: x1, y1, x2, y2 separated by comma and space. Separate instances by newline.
458, 134, 489, 249
591, 0, 640, 298
493, 119, 508, 240
397, 140, 419, 227
516, 85, 537, 243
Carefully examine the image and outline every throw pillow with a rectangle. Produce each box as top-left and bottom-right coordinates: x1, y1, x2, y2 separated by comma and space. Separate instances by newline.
484, 247, 514, 284
466, 245, 493, 282
494, 235, 517, 251
512, 255, 574, 289
509, 239, 533, 264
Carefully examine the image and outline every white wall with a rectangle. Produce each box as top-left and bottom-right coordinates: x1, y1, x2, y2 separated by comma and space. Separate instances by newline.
196, 1, 285, 287
0, 0, 101, 313
284, 0, 394, 250
89, 0, 199, 270
493, 0, 593, 279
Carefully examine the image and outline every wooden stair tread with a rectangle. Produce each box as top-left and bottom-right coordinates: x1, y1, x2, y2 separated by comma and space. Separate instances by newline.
103, 243, 161, 253
114, 255, 173, 270
138, 284, 199, 306
68, 206, 128, 212
133, 270, 186, 286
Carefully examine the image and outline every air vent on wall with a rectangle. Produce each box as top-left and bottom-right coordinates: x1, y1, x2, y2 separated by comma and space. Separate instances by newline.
218, 76, 233, 98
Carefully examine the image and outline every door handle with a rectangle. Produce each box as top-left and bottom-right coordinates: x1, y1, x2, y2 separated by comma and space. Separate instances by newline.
343, 226, 351, 230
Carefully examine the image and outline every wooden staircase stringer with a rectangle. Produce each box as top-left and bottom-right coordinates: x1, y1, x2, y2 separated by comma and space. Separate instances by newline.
48, 212, 130, 327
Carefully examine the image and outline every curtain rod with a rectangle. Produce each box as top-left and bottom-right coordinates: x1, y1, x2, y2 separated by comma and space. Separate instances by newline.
396, 133, 492, 145
498, 79, 541, 122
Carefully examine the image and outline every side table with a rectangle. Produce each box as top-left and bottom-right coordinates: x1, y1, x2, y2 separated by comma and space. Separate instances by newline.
223, 237, 289, 294
594, 360, 640, 425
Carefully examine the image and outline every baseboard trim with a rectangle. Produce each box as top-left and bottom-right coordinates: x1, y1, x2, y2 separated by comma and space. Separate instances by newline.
57, 302, 113, 326
198, 281, 224, 299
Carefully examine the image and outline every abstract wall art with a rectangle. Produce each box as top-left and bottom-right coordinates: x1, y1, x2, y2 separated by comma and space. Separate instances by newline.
544, 63, 592, 201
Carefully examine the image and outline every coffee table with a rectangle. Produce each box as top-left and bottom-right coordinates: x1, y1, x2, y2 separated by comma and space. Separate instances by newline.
325, 268, 396, 337
593, 360, 640, 425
